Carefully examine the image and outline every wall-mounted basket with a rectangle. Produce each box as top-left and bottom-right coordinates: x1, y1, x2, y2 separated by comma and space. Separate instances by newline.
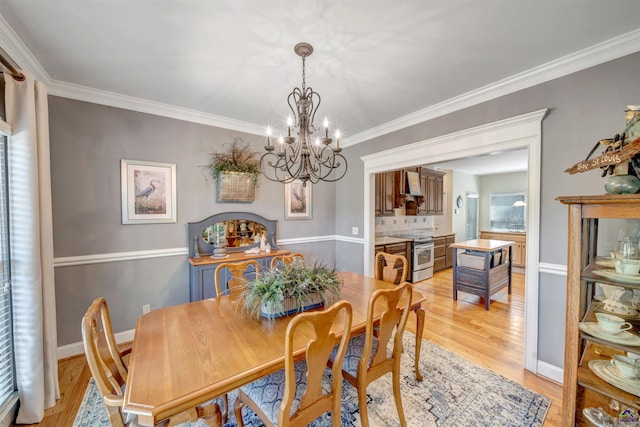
217, 171, 255, 202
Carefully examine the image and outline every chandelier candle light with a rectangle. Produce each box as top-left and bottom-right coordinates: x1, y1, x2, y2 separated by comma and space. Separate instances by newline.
260, 42, 348, 186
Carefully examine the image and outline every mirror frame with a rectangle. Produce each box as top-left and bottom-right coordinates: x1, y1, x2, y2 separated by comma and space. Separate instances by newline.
188, 212, 278, 256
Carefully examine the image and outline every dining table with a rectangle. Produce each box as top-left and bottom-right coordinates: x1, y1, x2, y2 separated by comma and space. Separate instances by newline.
122, 271, 426, 426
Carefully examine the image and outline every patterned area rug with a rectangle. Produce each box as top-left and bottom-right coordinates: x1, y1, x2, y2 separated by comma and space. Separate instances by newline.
74, 334, 550, 427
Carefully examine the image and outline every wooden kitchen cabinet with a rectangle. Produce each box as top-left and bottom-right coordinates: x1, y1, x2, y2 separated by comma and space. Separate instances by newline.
375, 170, 406, 216
375, 241, 412, 276
433, 233, 455, 272
418, 168, 444, 215
479, 231, 526, 268
374, 167, 443, 216
445, 235, 455, 268
557, 194, 640, 426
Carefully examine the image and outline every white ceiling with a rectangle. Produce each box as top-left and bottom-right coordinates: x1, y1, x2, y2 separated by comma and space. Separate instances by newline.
0, 1, 639, 146
426, 148, 528, 176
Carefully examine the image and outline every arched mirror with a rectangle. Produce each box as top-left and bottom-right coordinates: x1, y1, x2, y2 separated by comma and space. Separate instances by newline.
188, 212, 278, 256
201, 220, 267, 248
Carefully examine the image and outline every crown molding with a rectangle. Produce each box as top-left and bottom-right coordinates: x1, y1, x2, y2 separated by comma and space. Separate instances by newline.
47, 80, 265, 134
0, 14, 50, 83
343, 28, 640, 147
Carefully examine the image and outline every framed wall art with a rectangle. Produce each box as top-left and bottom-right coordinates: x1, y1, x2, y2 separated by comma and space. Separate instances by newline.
285, 179, 312, 220
121, 159, 177, 224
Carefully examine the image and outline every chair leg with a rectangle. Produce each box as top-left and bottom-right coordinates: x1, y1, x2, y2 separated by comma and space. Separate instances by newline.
222, 394, 228, 423
357, 384, 370, 427
392, 362, 407, 427
234, 395, 246, 427
196, 402, 223, 427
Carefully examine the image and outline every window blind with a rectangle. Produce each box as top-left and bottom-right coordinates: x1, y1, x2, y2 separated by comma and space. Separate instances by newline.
0, 135, 15, 406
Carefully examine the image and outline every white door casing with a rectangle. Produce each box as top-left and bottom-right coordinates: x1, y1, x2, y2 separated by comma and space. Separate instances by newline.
361, 108, 547, 373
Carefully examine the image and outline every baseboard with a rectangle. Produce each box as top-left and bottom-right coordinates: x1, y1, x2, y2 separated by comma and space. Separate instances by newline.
57, 328, 135, 360
536, 360, 563, 384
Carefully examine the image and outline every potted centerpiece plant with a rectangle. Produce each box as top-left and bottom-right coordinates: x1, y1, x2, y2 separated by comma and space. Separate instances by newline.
241, 260, 343, 319
205, 138, 261, 202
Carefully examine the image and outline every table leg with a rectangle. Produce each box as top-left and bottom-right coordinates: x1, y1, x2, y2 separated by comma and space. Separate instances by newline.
414, 306, 425, 381
508, 244, 513, 294
452, 247, 458, 301
485, 252, 491, 310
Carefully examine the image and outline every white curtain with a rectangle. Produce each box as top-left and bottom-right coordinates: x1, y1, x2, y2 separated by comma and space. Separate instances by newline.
4, 69, 59, 423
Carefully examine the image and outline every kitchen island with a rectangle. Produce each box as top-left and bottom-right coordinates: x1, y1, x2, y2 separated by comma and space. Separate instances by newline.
450, 239, 514, 310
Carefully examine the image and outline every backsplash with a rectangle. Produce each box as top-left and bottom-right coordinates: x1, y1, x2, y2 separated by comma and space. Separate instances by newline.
375, 215, 434, 236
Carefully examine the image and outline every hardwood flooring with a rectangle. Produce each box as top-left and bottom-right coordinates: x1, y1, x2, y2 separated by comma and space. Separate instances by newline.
18, 268, 562, 427
408, 268, 562, 426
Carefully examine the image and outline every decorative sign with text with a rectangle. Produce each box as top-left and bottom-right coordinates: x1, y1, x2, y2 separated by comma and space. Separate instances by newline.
565, 137, 640, 175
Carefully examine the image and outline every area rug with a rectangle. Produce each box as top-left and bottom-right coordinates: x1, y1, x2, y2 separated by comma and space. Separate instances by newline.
74, 334, 550, 427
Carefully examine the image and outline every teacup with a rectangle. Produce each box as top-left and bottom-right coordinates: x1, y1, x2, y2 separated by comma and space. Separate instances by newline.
596, 312, 633, 335
613, 257, 640, 275
611, 354, 639, 378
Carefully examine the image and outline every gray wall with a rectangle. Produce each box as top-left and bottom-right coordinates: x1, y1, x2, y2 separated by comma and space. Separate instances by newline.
478, 171, 528, 232
49, 97, 338, 345
337, 51, 640, 368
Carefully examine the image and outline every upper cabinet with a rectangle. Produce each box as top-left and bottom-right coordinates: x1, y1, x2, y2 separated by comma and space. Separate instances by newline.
374, 167, 444, 216
420, 167, 444, 215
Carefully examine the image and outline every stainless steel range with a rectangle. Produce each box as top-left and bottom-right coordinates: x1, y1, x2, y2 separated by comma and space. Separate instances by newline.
393, 229, 435, 282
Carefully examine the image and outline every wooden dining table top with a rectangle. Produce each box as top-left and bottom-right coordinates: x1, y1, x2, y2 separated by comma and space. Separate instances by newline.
122, 271, 426, 426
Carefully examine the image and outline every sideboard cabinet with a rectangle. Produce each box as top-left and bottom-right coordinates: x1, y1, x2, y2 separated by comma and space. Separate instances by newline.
558, 194, 640, 426
188, 250, 290, 301
187, 211, 288, 301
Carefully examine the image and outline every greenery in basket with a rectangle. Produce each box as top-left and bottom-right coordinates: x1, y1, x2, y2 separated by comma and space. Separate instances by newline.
205, 137, 261, 185
240, 260, 343, 319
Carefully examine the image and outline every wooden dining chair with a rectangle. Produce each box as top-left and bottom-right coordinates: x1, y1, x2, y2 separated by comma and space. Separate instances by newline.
214, 259, 260, 297
233, 300, 353, 427
329, 283, 413, 427
81, 297, 223, 427
270, 253, 305, 270
375, 252, 409, 284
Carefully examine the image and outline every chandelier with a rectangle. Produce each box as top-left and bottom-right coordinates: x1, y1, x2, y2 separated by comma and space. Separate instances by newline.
260, 42, 347, 186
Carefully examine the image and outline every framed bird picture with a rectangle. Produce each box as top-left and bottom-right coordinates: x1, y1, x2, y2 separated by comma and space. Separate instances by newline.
121, 159, 177, 224
284, 179, 312, 220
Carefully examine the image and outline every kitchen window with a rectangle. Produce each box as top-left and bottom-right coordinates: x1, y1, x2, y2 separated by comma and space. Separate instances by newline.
490, 192, 527, 232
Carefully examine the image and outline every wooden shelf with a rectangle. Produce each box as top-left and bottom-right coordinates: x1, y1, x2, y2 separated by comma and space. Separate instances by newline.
558, 194, 640, 426
577, 342, 640, 409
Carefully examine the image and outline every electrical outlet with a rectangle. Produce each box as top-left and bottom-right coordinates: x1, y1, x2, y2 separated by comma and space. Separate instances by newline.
351, 227, 358, 235
142, 304, 151, 314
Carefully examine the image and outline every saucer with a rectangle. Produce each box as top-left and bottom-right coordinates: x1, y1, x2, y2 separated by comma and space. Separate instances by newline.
589, 360, 640, 397
596, 259, 615, 268
594, 269, 640, 284
592, 301, 639, 318
578, 322, 640, 345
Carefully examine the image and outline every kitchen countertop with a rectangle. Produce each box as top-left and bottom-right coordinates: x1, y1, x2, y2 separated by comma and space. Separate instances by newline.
375, 236, 413, 246
480, 230, 526, 235
433, 232, 455, 238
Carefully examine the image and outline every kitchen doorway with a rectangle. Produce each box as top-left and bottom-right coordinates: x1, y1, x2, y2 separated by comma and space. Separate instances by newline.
362, 109, 547, 373
466, 193, 479, 240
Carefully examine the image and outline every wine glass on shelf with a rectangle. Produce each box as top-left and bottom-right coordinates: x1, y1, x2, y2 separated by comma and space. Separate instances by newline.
615, 236, 639, 260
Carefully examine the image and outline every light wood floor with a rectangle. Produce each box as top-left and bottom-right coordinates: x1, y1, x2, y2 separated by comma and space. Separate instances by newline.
19, 268, 562, 426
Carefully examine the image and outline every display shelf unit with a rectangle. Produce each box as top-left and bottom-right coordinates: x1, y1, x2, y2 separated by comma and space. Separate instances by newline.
558, 194, 640, 426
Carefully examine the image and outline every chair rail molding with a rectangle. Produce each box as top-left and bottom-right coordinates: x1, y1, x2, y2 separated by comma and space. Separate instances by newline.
53, 235, 364, 268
